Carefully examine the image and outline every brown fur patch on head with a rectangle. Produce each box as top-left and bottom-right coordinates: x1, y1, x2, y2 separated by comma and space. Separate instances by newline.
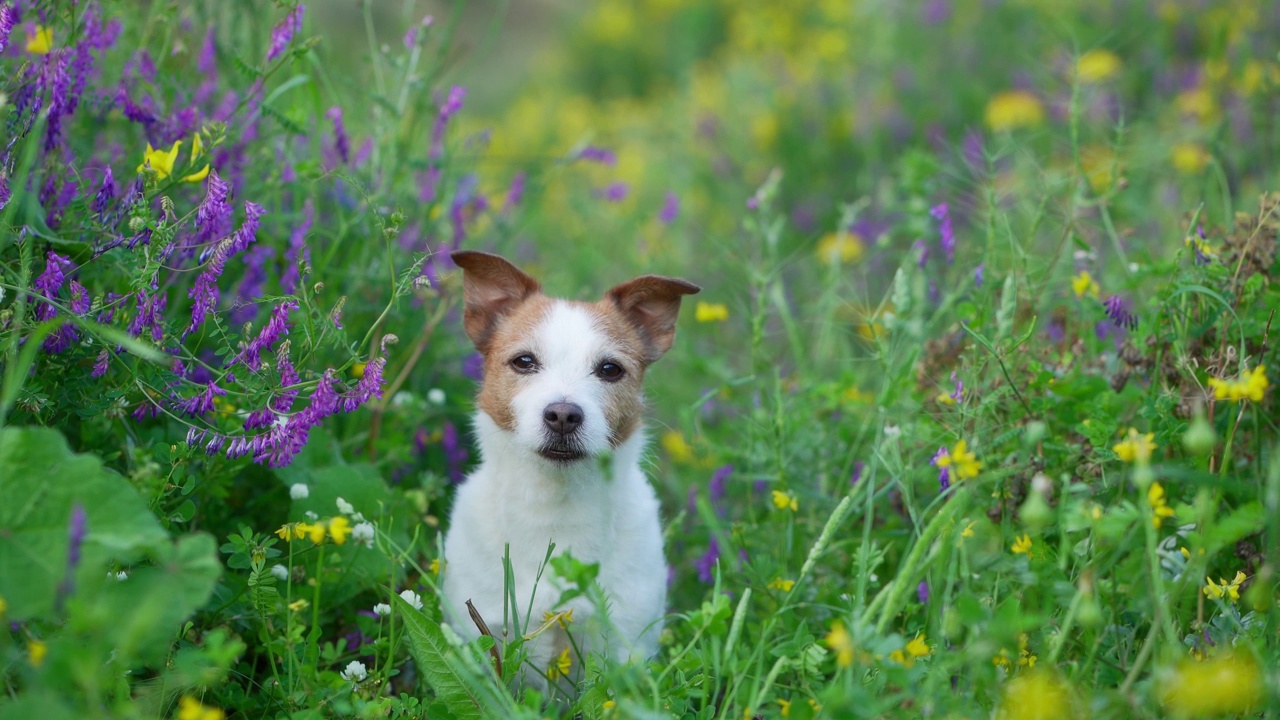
604, 275, 701, 364
585, 298, 652, 447
475, 295, 554, 431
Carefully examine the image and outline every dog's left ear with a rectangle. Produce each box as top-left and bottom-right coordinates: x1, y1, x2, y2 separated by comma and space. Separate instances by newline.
606, 275, 701, 364
452, 250, 542, 354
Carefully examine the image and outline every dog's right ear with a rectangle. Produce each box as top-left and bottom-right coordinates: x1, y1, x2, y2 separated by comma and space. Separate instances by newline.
451, 251, 542, 354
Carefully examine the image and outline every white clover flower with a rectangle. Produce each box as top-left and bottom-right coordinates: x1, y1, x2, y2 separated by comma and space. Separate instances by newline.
270, 564, 289, 581
289, 483, 309, 500
427, 388, 446, 405
336, 497, 355, 515
399, 589, 423, 611
340, 660, 367, 682
373, 603, 391, 616
352, 521, 375, 547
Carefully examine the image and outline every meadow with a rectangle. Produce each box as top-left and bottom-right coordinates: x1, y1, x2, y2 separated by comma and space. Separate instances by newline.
1, 0, 1278, 718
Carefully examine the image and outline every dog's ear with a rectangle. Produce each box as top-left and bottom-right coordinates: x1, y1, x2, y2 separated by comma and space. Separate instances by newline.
606, 275, 701, 364
451, 251, 542, 354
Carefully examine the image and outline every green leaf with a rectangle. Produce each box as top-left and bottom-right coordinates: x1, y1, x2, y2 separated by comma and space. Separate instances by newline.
392, 594, 515, 720
0, 427, 168, 620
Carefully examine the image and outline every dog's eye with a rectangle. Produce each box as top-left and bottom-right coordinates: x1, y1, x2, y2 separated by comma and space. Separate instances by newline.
510, 354, 539, 373
595, 360, 625, 382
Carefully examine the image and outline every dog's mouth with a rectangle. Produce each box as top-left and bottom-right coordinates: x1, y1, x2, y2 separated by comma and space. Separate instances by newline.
538, 441, 588, 462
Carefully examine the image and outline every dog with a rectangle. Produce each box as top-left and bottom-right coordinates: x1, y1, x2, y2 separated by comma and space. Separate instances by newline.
440, 250, 699, 692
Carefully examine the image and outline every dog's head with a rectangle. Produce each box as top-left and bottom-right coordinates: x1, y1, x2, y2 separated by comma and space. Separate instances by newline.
452, 251, 699, 463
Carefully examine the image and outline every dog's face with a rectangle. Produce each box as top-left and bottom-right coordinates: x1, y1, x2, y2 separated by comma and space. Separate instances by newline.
452, 251, 699, 463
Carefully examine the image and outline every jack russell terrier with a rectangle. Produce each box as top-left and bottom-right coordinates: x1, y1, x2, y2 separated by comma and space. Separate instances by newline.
441, 250, 699, 692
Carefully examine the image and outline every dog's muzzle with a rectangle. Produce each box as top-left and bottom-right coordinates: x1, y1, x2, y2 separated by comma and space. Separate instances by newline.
539, 402, 587, 461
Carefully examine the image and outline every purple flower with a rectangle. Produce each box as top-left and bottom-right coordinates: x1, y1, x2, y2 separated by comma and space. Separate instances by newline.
462, 352, 484, 381
931, 447, 951, 491
598, 182, 629, 202
850, 460, 865, 485
92, 167, 115, 218
0, 175, 10, 211
921, 0, 951, 24
326, 106, 349, 165
913, 238, 929, 268
659, 191, 679, 224
929, 203, 955, 265
342, 358, 386, 412
949, 372, 963, 403
696, 537, 720, 583
0, 3, 16, 54
272, 348, 301, 413
91, 350, 109, 377
917, 580, 930, 605
33, 252, 73, 322
430, 86, 466, 159
176, 380, 227, 417
195, 170, 233, 247
1103, 294, 1137, 330
125, 50, 156, 83
67, 504, 87, 571
230, 300, 297, 371
68, 280, 90, 315
504, 171, 526, 212
43, 51, 73, 151
974, 263, 985, 288
281, 199, 313, 294
243, 408, 275, 431
128, 290, 166, 343
709, 465, 732, 504
266, 4, 305, 62
187, 202, 264, 338
576, 146, 616, 165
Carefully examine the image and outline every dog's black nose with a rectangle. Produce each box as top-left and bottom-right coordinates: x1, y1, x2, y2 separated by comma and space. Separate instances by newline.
543, 402, 584, 435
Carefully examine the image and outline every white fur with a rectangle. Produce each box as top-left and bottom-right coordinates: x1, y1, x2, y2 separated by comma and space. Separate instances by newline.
441, 302, 667, 690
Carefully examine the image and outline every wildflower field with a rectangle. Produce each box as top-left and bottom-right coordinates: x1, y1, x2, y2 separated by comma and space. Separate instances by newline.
3, 0, 1280, 717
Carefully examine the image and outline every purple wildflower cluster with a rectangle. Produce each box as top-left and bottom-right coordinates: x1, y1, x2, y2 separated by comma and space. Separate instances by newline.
929, 203, 955, 265
266, 5, 305, 62
187, 201, 264, 337
1103, 294, 1137, 330
931, 446, 951, 491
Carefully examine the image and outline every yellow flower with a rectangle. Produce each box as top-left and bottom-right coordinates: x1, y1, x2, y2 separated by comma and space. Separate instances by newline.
777, 698, 792, 717
695, 301, 729, 323
298, 522, 326, 544
935, 391, 956, 406
288, 598, 309, 612
1011, 534, 1033, 555
660, 430, 694, 464
1175, 87, 1218, 123
177, 696, 226, 720
1148, 482, 1176, 529
995, 670, 1076, 720
768, 577, 796, 592
994, 634, 1037, 671
1071, 270, 1100, 299
1208, 366, 1269, 403
1171, 142, 1211, 175
984, 90, 1045, 132
824, 621, 854, 667
1077, 49, 1122, 83
1203, 571, 1246, 602
1113, 428, 1156, 463
429, 558, 442, 576
601, 700, 616, 712
935, 439, 981, 480
546, 647, 572, 680
542, 608, 574, 627
137, 134, 210, 182
137, 141, 183, 180
329, 516, 352, 545
28, 639, 47, 668
26, 26, 54, 54
889, 633, 931, 667
1157, 651, 1263, 717
816, 231, 865, 265
771, 489, 798, 512
960, 520, 977, 539
352, 362, 367, 379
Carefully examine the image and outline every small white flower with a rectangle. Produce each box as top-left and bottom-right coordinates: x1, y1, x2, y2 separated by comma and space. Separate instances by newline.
427, 388, 446, 405
399, 589, 423, 611
884, 424, 901, 439
336, 497, 355, 515
289, 483, 309, 500
340, 660, 367, 682
115, 571, 128, 581
373, 603, 391, 616
391, 391, 415, 407
352, 521, 375, 547
304, 510, 319, 520
270, 564, 289, 581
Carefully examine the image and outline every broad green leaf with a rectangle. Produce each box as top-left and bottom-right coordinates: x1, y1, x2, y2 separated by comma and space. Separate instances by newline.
392, 594, 516, 720
0, 427, 168, 620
